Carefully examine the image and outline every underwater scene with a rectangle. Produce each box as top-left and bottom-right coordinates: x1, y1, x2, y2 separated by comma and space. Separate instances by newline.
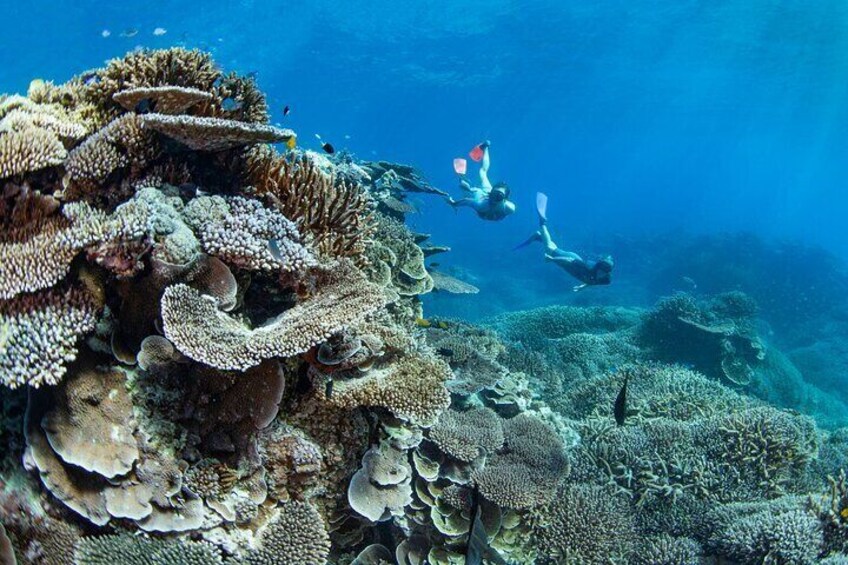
3, 1, 848, 564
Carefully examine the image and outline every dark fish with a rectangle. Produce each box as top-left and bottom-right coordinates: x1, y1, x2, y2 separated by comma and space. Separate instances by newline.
134, 98, 157, 114
325, 379, 334, 399
321, 142, 335, 155
614, 373, 629, 426
436, 347, 454, 358
429, 262, 440, 269
267, 239, 283, 262
80, 72, 100, 86
283, 105, 290, 116
221, 97, 243, 111
465, 486, 510, 565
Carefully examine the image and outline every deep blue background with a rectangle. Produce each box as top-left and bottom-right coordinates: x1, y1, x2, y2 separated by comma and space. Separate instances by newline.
3, 0, 847, 318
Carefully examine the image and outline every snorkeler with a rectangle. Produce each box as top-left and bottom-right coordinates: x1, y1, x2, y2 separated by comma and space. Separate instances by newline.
448, 141, 516, 221
515, 192, 614, 291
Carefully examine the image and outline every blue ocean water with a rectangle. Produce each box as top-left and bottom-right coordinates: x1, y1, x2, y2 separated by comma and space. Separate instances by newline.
6, 0, 847, 321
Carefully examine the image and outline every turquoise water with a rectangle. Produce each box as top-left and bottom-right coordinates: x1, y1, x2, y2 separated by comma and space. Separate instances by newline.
3, 2, 848, 563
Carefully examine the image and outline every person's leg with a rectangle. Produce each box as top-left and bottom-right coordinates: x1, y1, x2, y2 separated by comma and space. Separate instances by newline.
479, 146, 492, 190
539, 224, 558, 254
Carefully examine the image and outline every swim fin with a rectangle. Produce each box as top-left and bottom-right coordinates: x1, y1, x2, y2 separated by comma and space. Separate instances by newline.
513, 232, 541, 251
469, 144, 485, 162
536, 192, 548, 225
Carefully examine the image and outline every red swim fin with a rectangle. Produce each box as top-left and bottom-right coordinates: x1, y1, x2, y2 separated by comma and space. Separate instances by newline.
469, 144, 484, 162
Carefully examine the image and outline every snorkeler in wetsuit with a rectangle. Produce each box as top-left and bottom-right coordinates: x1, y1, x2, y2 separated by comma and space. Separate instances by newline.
515, 192, 614, 292
449, 141, 516, 221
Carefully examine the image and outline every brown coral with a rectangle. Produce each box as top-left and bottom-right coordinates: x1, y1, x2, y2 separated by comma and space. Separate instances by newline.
184, 195, 314, 273
63, 114, 160, 198
0, 125, 66, 178
243, 501, 331, 565
0, 284, 100, 388
330, 350, 451, 426
429, 407, 504, 462
112, 86, 213, 114
140, 114, 293, 151
41, 364, 138, 479
248, 152, 376, 261
161, 260, 385, 370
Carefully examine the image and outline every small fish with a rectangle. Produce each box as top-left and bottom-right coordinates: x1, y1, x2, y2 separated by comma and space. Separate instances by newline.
437, 321, 449, 330
221, 97, 243, 111
344, 134, 351, 140
101, 29, 111, 38
134, 98, 156, 114
465, 486, 510, 565
314, 133, 335, 154
120, 28, 139, 38
325, 379, 334, 399
286, 136, 297, 150
428, 262, 440, 269
614, 373, 629, 426
415, 318, 431, 328
80, 72, 100, 86
267, 239, 283, 262
436, 347, 454, 357
153, 27, 167, 36
282, 105, 290, 116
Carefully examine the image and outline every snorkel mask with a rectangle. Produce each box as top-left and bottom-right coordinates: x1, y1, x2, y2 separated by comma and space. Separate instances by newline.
491, 182, 509, 202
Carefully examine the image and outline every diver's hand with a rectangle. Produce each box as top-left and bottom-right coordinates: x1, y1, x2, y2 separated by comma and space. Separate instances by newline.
573, 283, 587, 292
480, 140, 491, 148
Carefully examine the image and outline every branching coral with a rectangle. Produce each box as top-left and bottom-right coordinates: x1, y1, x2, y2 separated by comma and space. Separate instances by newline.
248, 152, 376, 261
243, 501, 331, 565
162, 260, 385, 370
0, 284, 100, 388
184, 195, 314, 273
534, 484, 636, 564
329, 350, 451, 426
74, 534, 224, 565
0, 125, 66, 179
472, 413, 569, 510
429, 407, 504, 462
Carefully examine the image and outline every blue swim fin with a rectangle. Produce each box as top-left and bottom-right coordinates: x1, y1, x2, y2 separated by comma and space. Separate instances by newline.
513, 232, 541, 251
536, 192, 548, 225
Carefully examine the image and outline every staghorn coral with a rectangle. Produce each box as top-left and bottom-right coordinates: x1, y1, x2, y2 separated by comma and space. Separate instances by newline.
140, 114, 293, 151
162, 260, 385, 370
74, 534, 224, 565
0, 125, 66, 179
243, 501, 331, 565
429, 407, 504, 463
633, 534, 701, 565
534, 483, 637, 564
0, 284, 100, 388
708, 500, 824, 564
184, 194, 313, 273
248, 152, 375, 261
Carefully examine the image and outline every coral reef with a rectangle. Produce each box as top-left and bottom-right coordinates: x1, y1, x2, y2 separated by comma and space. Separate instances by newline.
2, 47, 848, 565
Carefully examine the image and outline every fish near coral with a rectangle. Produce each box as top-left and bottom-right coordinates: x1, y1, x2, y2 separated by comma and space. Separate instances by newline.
614, 373, 628, 426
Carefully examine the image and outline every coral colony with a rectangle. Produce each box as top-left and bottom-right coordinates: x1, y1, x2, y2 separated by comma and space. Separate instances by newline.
1, 48, 848, 564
